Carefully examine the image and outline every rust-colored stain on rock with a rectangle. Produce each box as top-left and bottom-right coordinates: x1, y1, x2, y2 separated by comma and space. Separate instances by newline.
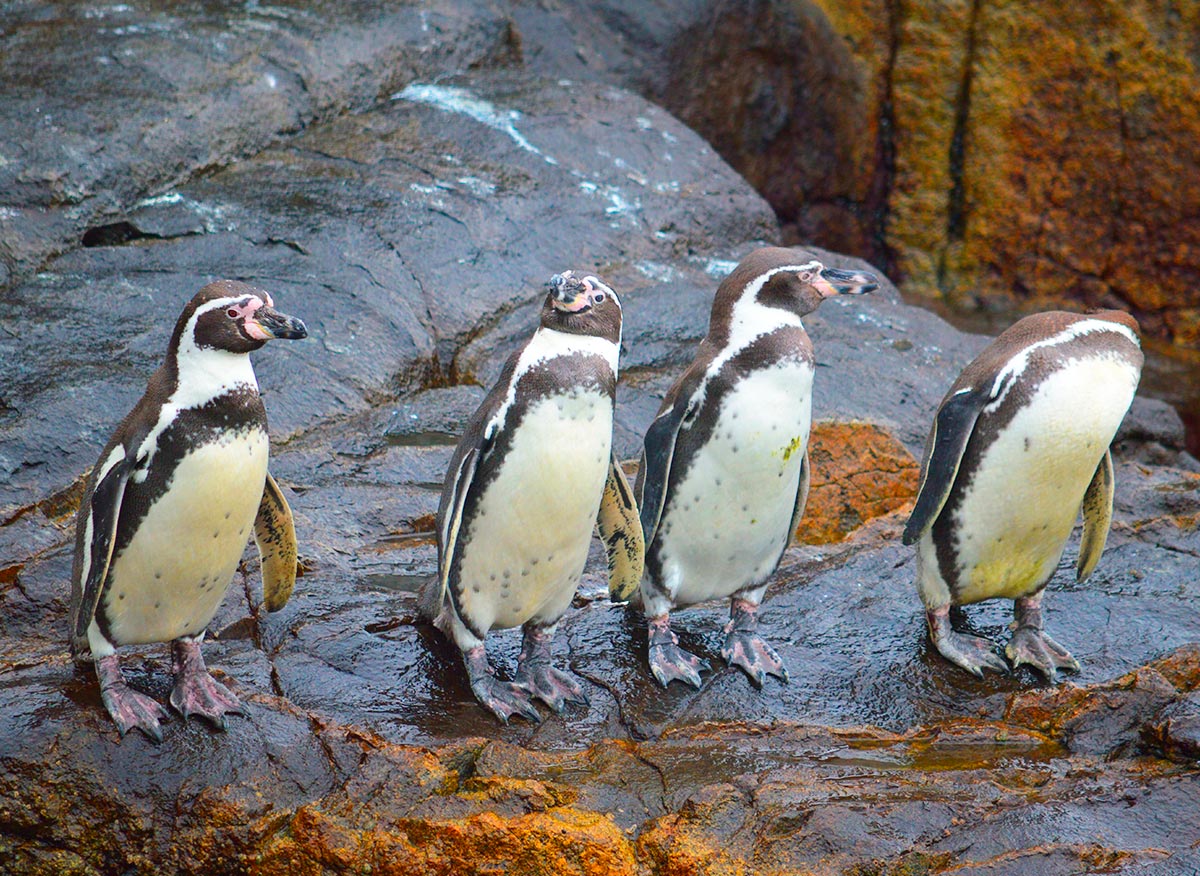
797, 420, 919, 545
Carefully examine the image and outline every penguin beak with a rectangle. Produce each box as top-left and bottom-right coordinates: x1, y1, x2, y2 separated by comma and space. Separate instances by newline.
548, 271, 593, 313
247, 306, 308, 340
812, 266, 879, 298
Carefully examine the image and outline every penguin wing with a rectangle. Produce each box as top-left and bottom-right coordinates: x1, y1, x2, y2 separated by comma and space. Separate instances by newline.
255, 472, 299, 612
1076, 449, 1114, 583
785, 447, 812, 546
636, 368, 705, 546
597, 453, 645, 602
71, 443, 137, 643
902, 383, 993, 545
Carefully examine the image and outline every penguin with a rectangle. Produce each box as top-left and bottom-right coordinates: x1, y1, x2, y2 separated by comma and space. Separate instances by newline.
69, 280, 307, 741
421, 271, 644, 723
635, 247, 877, 688
902, 310, 1143, 679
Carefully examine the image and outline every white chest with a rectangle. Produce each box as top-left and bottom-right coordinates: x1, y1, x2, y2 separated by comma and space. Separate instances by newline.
103, 429, 270, 645
950, 357, 1138, 602
456, 390, 614, 632
658, 361, 814, 605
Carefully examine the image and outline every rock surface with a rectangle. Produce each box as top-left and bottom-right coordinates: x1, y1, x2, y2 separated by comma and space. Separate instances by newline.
1, 3, 1199, 875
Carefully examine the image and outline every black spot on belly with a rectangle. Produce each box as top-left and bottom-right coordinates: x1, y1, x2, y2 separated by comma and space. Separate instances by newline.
472, 585, 481, 593
213, 531, 220, 539
117, 592, 125, 600
154, 601, 161, 610
224, 512, 232, 520
1024, 437, 1031, 451
155, 571, 163, 580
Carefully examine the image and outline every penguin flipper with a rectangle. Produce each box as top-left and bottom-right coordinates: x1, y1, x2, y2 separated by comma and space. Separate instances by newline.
786, 448, 812, 546
1077, 449, 1114, 583
902, 384, 991, 546
255, 472, 299, 612
637, 389, 695, 546
437, 444, 489, 638
597, 453, 645, 601
72, 446, 134, 645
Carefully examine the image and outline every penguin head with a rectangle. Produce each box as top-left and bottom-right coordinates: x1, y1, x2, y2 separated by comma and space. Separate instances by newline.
541, 271, 623, 343
174, 280, 308, 355
757, 259, 879, 317
716, 247, 879, 321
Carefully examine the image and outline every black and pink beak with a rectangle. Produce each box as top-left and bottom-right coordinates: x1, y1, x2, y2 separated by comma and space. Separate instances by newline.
811, 266, 878, 298
245, 305, 308, 341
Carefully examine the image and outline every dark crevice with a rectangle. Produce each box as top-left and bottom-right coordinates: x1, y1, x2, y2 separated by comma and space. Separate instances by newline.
80, 221, 199, 248
945, 0, 981, 245
864, 0, 903, 278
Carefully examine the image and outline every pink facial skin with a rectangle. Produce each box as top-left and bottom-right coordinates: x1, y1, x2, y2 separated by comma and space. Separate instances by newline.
226, 297, 272, 340
552, 276, 604, 313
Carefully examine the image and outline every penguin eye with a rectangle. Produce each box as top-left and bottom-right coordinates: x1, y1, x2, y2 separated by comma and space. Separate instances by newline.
227, 308, 239, 319
593, 292, 606, 303
798, 271, 814, 283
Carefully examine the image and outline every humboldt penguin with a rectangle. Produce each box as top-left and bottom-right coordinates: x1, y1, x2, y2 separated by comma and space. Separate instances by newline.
421, 271, 643, 723
69, 280, 306, 741
635, 247, 877, 688
903, 310, 1143, 679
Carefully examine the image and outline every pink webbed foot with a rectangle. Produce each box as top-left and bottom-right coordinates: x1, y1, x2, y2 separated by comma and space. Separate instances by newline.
514, 625, 588, 714
96, 654, 169, 742
168, 638, 247, 730
647, 614, 706, 689
1006, 594, 1079, 681
464, 645, 541, 724
927, 606, 1008, 678
721, 599, 789, 687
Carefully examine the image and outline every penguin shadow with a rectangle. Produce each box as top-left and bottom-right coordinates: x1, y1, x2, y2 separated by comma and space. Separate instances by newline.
403, 621, 551, 739
593, 604, 728, 730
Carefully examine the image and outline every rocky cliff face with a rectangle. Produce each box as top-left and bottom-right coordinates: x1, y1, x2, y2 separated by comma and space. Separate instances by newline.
1, 3, 1198, 875
626, 0, 1200, 351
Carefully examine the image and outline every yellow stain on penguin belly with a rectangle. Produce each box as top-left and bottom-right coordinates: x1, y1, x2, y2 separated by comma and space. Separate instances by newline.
955, 357, 1137, 605
104, 430, 269, 645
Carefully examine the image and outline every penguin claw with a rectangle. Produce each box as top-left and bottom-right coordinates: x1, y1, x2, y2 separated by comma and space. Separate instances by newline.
470, 675, 542, 724
649, 644, 707, 689
1006, 626, 1080, 681
169, 672, 247, 729
515, 663, 589, 713
721, 632, 789, 687
102, 685, 169, 743
932, 629, 1009, 677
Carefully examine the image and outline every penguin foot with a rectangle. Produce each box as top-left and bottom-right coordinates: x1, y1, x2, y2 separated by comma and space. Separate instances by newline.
96, 655, 168, 743
721, 599, 788, 687
169, 639, 247, 730
515, 625, 588, 713
1006, 626, 1080, 680
465, 646, 541, 724
647, 615, 706, 689
927, 608, 1008, 678
515, 662, 589, 713
721, 633, 789, 687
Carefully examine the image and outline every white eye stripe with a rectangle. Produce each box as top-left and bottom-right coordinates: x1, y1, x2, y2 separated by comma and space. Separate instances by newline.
583, 276, 619, 305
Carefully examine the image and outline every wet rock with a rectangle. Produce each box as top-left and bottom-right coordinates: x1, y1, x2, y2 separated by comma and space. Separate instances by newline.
2, 2, 1199, 874
0, 0, 515, 287
1144, 692, 1200, 763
